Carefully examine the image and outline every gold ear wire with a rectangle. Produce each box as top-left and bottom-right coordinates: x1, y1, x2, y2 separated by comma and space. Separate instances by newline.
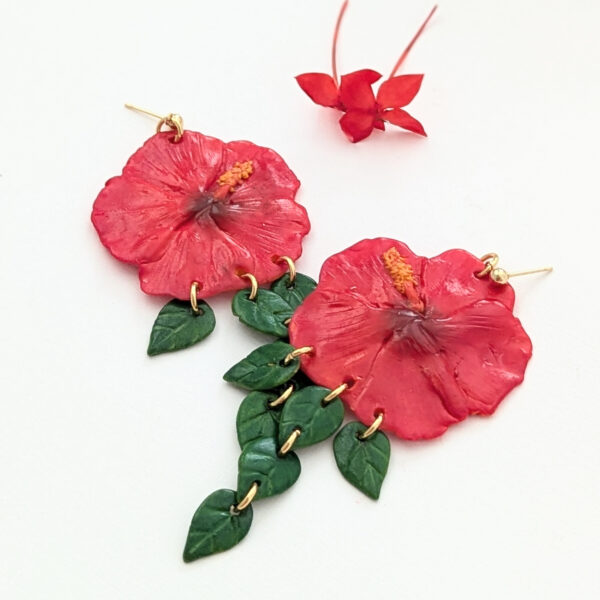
476, 253, 553, 285
124, 103, 184, 142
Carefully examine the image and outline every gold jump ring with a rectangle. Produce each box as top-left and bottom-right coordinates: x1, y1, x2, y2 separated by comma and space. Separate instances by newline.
279, 429, 301, 455
283, 346, 313, 365
475, 252, 499, 278
235, 482, 259, 512
190, 281, 201, 314
268, 385, 294, 408
323, 383, 348, 404
156, 113, 184, 142
359, 413, 384, 440
276, 256, 296, 284
240, 273, 259, 300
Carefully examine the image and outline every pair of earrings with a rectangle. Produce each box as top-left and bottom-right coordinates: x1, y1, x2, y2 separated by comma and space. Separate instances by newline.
91, 4, 551, 563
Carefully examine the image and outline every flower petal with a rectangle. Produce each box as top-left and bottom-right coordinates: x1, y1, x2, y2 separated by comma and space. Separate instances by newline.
92, 132, 227, 265
383, 109, 426, 136
288, 288, 393, 391
123, 131, 225, 193
315, 238, 424, 309
340, 337, 460, 440
330, 300, 531, 439
138, 223, 253, 298
139, 195, 310, 298
295, 73, 340, 108
339, 69, 381, 112
212, 198, 310, 284
92, 176, 182, 265
376, 74, 424, 108
431, 301, 532, 417
222, 141, 301, 204
422, 249, 516, 314
339, 110, 376, 143
289, 287, 459, 440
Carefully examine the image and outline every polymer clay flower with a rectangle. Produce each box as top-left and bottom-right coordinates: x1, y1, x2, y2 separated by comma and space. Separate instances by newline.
92, 131, 309, 299
297, 69, 426, 142
289, 238, 532, 440
296, 2, 435, 143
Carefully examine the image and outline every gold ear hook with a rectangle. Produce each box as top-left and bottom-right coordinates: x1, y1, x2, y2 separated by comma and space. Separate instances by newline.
124, 103, 184, 142
477, 253, 553, 285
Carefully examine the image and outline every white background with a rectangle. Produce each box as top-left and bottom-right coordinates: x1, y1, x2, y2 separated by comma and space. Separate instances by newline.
1, 0, 599, 598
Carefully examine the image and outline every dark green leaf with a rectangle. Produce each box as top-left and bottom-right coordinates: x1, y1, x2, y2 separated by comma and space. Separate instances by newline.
333, 422, 390, 500
279, 386, 344, 448
147, 300, 215, 356
223, 341, 300, 390
236, 391, 281, 449
237, 437, 301, 500
232, 289, 293, 337
183, 489, 252, 562
270, 273, 317, 310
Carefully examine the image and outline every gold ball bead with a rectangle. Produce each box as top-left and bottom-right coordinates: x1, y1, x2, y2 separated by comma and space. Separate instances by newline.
490, 267, 509, 285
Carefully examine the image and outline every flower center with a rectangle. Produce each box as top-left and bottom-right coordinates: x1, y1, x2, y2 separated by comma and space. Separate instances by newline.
213, 160, 254, 199
382, 247, 424, 312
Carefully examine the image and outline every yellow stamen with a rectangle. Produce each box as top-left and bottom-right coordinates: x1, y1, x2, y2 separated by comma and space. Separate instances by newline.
382, 247, 417, 294
382, 247, 425, 312
217, 160, 254, 192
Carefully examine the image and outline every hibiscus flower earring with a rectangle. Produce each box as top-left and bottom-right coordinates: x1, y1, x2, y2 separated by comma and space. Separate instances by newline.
183, 238, 551, 561
92, 104, 311, 353
296, 2, 437, 142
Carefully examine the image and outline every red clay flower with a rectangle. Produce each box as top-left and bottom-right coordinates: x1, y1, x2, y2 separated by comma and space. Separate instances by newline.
289, 238, 532, 440
92, 131, 309, 299
296, 2, 436, 142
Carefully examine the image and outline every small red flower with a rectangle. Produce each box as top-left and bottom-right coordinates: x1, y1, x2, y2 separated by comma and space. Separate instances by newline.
289, 238, 533, 440
92, 131, 310, 299
296, 2, 436, 143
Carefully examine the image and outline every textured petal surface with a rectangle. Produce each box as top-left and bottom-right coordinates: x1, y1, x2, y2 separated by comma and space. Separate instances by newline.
289, 288, 393, 390
383, 109, 427, 136
92, 175, 183, 265
422, 249, 515, 314
339, 69, 381, 112
92, 131, 308, 299
122, 131, 225, 193
295, 73, 340, 108
289, 238, 532, 440
315, 238, 422, 308
376, 74, 424, 108
339, 110, 376, 143
222, 141, 302, 204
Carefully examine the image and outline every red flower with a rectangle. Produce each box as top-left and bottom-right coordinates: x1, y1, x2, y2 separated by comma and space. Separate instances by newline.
297, 69, 426, 142
296, 3, 436, 143
92, 131, 309, 299
289, 238, 533, 440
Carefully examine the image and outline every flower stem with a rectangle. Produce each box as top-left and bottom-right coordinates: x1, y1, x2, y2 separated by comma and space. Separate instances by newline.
332, 0, 349, 85
388, 4, 438, 79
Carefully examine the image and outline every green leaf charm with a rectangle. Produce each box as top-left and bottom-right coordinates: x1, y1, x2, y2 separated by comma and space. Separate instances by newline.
237, 437, 301, 500
279, 386, 344, 448
223, 341, 301, 390
147, 300, 215, 356
236, 391, 281, 449
333, 422, 391, 500
183, 489, 252, 562
232, 289, 293, 337
271, 273, 317, 310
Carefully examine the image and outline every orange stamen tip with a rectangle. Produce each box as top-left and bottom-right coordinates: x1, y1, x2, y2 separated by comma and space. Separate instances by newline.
382, 247, 417, 293
217, 160, 254, 192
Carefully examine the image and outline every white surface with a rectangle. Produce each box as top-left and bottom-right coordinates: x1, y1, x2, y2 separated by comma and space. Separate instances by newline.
1, 0, 599, 597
